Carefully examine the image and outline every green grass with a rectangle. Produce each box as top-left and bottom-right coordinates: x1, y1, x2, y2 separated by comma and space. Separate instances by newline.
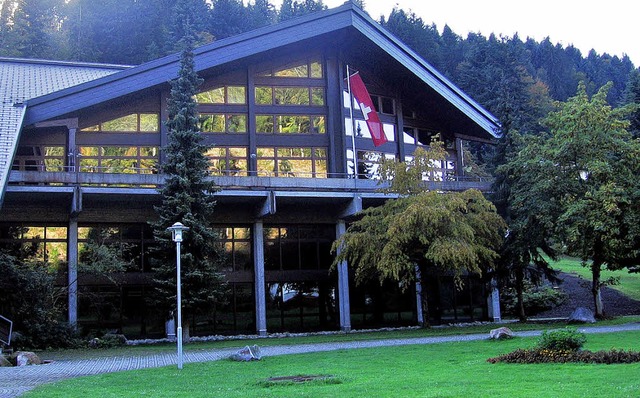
26, 331, 640, 398
39, 316, 640, 361
551, 257, 640, 301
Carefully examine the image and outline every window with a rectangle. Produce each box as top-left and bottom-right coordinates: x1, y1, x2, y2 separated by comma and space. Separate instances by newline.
344, 118, 394, 142
403, 128, 439, 146
199, 114, 247, 133
0, 224, 67, 271
204, 147, 248, 176
263, 225, 334, 271
78, 146, 158, 174
78, 224, 155, 272
81, 113, 159, 133
195, 85, 246, 104
346, 149, 395, 179
256, 147, 327, 178
369, 95, 396, 115
257, 59, 323, 79
255, 86, 325, 106
213, 226, 252, 272
12, 146, 65, 171
257, 115, 325, 134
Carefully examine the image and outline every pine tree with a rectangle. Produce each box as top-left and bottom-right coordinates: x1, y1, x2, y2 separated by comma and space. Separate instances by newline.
622, 69, 640, 138
151, 30, 227, 341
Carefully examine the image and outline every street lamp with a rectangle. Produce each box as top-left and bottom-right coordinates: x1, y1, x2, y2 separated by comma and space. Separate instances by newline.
167, 221, 189, 370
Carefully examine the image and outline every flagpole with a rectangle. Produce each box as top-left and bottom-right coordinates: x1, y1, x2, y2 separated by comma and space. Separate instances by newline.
346, 65, 358, 179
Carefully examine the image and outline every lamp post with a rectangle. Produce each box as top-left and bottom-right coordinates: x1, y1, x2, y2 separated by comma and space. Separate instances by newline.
167, 222, 189, 370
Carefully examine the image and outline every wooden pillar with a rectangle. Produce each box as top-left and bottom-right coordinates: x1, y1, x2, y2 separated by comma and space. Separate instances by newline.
488, 277, 501, 322
67, 217, 79, 327
415, 265, 424, 325
336, 220, 351, 332
253, 220, 267, 336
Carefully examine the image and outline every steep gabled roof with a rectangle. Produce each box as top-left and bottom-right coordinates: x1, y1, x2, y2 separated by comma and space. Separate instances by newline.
0, 58, 128, 206
23, 4, 499, 137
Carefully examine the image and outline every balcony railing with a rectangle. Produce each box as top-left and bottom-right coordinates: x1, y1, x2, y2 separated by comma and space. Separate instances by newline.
8, 167, 493, 192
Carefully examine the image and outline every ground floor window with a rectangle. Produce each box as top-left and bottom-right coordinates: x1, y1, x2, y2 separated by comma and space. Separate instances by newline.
263, 224, 334, 271
266, 281, 337, 332
0, 224, 67, 271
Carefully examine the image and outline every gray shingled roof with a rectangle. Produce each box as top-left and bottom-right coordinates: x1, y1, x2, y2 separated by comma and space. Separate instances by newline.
0, 58, 128, 206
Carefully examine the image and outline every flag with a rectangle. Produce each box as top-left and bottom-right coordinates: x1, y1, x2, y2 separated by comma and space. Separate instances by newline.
348, 72, 387, 147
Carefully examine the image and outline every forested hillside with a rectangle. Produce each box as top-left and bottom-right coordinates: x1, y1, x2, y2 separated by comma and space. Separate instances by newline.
1, 0, 637, 119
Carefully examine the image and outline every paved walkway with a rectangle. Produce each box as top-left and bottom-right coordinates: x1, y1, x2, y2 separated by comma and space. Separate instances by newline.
1, 323, 639, 398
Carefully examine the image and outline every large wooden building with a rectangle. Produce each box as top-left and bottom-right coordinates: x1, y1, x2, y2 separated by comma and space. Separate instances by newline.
0, 4, 500, 338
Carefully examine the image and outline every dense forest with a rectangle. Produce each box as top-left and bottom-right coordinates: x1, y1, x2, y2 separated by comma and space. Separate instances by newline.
1, 0, 638, 121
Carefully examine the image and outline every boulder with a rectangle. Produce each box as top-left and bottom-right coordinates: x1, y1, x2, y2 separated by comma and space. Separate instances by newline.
229, 345, 262, 361
567, 307, 596, 324
13, 351, 42, 366
0, 355, 12, 367
489, 327, 515, 340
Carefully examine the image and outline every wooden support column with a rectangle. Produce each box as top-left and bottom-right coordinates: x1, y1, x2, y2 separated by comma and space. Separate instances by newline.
455, 137, 464, 178
488, 278, 501, 322
415, 265, 424, 325
253, 220, 267, 336
67, 217, 79, 327
336, 220, 351, 332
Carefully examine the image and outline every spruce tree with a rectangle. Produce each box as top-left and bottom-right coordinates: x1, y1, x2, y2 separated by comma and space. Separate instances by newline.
151, 30, 227, 341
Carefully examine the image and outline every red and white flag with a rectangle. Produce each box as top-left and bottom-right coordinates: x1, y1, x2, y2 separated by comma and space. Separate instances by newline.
347, 72, 387, 147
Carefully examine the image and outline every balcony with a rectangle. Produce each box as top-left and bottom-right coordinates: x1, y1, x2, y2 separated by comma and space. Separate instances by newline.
8, 169, 493, 193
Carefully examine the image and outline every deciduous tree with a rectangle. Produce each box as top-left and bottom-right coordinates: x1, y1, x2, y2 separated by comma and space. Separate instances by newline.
333, 142, 505, 326
507, 82, 640, 318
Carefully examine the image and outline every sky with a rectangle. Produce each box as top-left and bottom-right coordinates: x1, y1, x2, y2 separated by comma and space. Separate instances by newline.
270, 0, 639, 66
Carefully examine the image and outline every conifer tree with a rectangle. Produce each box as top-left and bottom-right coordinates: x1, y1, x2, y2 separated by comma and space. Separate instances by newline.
151, 30, 227, 341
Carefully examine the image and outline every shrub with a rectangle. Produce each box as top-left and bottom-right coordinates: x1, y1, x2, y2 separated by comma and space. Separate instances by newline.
0, 251, 82, 349
487, 348, 640, 364
500, 282, 566, 316
536, 328, 586, 352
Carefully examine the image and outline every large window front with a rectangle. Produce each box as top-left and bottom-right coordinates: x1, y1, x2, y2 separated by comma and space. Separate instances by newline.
78, 224, 156, 272
81, 113, 159, 133
213, 226, 252, 272
78, 146, 158, 174
256, 147, 327, 178
205, 147, 248, 176
0, 224, 67, 271
12, 146, 65, 172
256, 115, 325, 134
263, 225, 334, 271
255, 86, 325, 106
196, 85, 246, 104
199, 114, 247, 133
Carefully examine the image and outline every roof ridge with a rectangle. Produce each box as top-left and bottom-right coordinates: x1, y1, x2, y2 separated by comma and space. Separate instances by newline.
0, 57, 132, 70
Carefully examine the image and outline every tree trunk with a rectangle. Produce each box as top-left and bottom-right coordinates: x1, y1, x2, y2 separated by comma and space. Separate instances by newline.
419, 271, 431, 328
591, 260, 605, 318
515, 267, 526, 322
182, 319, 191, 344
420, 291, 430, 328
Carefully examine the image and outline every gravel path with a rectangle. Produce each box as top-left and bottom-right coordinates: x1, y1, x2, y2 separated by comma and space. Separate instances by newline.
1, 322, 640, 398
534, 271, 640, 319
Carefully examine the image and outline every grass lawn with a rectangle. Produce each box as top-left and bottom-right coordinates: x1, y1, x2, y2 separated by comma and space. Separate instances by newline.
26, 331, 640, 398
551, 257, 640, 301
